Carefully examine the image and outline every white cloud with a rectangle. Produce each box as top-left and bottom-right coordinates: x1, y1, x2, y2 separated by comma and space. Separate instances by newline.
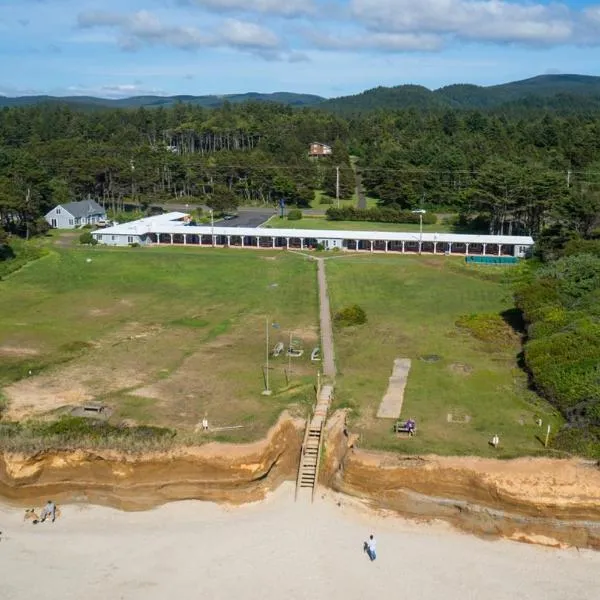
308, 30, 443, 52
76, 9, 281, 54
190, 0, 315, 17
219, 18, 280, 49
350, 0, 575, 45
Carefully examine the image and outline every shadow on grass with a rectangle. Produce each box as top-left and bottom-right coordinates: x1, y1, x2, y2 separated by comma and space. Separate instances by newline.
501, 307, 526, 335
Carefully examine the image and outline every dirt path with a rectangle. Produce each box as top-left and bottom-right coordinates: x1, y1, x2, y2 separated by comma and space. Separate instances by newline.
317, 258, 336, 379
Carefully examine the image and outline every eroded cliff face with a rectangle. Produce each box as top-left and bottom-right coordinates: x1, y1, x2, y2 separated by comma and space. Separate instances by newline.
0, 414, 304, 510
322, 412, 600, 549
2, 409, 600, 550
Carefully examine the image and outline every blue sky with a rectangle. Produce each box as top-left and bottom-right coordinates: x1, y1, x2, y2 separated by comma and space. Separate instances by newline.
1, 0, 600, 98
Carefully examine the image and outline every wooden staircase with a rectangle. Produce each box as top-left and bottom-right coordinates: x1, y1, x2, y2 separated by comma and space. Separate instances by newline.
295, 384, 334, 502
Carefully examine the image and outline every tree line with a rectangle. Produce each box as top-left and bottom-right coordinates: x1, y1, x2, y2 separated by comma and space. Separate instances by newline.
0, 100, 599, 455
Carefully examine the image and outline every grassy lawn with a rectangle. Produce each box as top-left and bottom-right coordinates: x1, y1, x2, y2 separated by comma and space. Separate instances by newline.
265, 216, 453, 233
0, 245, 319, 442
326, 255, 563, 457
313, 189, 379, 210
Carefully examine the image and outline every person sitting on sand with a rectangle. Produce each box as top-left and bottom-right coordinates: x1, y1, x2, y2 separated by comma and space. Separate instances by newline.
40, 500, 56, 523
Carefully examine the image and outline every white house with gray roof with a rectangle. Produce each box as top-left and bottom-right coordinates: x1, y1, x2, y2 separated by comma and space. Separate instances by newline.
45, 199, 107, 229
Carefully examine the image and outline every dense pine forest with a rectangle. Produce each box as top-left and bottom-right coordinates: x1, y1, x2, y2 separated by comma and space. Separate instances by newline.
0, 90, 599, 456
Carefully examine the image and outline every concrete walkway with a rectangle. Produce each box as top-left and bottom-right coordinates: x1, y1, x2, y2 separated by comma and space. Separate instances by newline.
376, 358, 412, 419
317, 258, 336, 379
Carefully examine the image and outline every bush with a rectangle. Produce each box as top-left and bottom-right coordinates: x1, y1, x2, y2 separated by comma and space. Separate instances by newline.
129, 242, 140, 248
334, 304, 367, 327
287, 209, 302, 221
456, 313, 517, 348
325, 206, 437, 225
79, 231, 98, 245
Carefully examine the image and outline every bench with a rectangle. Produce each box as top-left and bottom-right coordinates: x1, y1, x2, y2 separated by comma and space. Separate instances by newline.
394, 421, 417, 436
83, 403, 106, 414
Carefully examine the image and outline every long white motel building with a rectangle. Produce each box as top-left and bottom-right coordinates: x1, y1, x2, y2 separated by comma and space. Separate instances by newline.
92, 212, 534, 257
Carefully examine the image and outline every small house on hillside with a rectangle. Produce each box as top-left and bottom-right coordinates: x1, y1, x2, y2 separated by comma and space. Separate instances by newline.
309, 142, 332, 157
45, 200, 107, 229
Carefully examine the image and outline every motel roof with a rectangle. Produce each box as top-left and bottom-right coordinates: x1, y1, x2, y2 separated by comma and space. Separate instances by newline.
96, 212, 534, 246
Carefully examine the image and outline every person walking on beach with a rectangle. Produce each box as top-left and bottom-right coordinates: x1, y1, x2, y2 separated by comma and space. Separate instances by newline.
365, 534, 376, 561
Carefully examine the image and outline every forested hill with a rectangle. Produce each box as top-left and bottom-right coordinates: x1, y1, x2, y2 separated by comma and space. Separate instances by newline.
0, 91, 325, 109
321, 74, 600, 113
2, 74, 600, 112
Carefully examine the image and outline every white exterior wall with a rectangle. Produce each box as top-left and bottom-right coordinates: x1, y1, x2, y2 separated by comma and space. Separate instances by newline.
93, 233, 146, 246
74, 214, 105, 227
45, 205, 107, 229
45, 206, 76, 229
318, 238, 343, 250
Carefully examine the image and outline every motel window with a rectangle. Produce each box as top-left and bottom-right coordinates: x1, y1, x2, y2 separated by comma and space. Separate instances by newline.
112, 236, 116, 241
97, 235, 102, 241
128, 236, 134, 243
69, 219, 74, 225
56, 208, 61, 214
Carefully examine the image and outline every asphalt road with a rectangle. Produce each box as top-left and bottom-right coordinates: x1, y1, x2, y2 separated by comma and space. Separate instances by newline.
213, 209, 276, 228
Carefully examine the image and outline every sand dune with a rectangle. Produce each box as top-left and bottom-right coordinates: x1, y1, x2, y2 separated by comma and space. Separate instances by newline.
1, 483, 598, 600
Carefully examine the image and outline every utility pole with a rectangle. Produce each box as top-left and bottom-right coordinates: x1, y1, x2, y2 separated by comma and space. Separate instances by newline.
209, 208, 215, 247
412, 208, 426, 255
336, 165, 340, 208
262, 316, 272, 396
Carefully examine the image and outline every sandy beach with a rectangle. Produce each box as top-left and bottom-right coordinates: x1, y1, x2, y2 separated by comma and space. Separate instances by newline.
1, 483, 598, 600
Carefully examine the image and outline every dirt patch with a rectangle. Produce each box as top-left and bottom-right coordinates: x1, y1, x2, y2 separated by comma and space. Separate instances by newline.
130, 319, 316, 430
88, 299, 134, 318
3, 324, 188, 421
0, 346, 40, 357
449, 362, 473, 375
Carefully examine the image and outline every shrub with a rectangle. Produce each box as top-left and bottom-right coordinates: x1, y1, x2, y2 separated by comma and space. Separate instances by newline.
129, 242, 140, 248
287, 209, 302, 221
79, 231, 97, 246
456, 313, 517, 348
325, 206, 437, 225
552, 426, 600, 458
334, 304, 367, 327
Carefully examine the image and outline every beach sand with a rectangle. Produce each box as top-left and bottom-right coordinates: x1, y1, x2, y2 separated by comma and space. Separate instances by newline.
1, 483, 598, 600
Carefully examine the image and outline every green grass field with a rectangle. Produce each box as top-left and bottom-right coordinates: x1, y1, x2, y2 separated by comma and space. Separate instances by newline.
326, 255, 563, 457
265, 216, 453, 233
1, 240, 563, 457
0, 245, 319, 443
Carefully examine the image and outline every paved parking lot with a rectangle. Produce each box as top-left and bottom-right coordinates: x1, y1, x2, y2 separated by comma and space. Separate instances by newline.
214, 209, 275, 228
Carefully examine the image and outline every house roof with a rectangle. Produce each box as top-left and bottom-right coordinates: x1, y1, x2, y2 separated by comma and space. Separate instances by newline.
96, 212, 534, 246
61, 200, 105, 218
310, 142, 331, 148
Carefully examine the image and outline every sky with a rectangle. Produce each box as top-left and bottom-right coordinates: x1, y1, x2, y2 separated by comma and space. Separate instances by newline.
1, 0, 600, 98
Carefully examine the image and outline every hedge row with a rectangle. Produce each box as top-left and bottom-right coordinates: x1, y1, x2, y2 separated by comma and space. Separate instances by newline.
326, 206, 437, 224
516, 253, 600, 456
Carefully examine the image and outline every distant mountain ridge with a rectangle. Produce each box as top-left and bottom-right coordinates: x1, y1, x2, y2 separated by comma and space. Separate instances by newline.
0, 91, 326, 109
321, 74, 600, 112
1, 74, 600, 111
